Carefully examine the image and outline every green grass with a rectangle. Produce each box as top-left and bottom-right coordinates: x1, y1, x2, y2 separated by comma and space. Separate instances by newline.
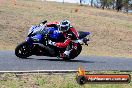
0, 72, 132, 88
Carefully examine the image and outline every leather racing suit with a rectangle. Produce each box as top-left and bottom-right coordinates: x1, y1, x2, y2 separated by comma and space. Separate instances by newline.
46, 21, 79, 58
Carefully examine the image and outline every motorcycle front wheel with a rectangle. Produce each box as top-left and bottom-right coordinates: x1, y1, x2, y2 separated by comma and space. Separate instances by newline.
15, 41, 31, 58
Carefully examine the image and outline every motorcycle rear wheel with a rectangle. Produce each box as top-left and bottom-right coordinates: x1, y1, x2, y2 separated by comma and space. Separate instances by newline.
63, 44, 82, 60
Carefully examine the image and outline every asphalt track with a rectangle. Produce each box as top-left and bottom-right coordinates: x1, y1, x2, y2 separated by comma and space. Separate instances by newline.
0, 50, 132, 71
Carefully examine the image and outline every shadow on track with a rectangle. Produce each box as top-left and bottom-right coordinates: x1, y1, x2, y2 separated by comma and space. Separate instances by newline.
21, 57, 95, 63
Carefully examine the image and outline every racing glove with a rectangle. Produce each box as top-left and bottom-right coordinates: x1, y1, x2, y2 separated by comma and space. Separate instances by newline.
78, 39, 83, 44
48, 40, 56, 46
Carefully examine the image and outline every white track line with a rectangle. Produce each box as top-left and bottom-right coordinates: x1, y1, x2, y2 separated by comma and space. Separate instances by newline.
0, 70, 131, 73
0, 70, 78, 73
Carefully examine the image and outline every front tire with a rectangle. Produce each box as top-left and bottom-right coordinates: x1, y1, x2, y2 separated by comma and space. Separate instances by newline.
15, 41, 31, 58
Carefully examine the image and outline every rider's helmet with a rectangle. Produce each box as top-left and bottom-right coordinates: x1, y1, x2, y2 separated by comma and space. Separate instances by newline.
59, 20, 71, 32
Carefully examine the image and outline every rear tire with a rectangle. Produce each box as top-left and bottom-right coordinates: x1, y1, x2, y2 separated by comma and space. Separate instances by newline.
15, 41, 31, 58
63, 44, 82, 60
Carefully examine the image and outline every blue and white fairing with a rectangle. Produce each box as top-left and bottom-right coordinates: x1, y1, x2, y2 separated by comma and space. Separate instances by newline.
26, 25, 44, 43
26, 25, 63, 44
47, 27, 63, 40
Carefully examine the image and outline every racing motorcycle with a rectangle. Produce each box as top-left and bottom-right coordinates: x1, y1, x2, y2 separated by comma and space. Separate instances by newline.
15, 23, 90, 60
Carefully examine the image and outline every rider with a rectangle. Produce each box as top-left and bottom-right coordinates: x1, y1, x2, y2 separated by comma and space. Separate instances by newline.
47, 20, 79, 58
39, 20, 79, 59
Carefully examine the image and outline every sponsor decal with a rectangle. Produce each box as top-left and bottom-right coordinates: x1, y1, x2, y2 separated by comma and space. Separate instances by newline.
76, 66, 131, 85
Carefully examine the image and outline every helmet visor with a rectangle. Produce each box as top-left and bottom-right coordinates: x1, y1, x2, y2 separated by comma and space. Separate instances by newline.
60, 26, 69, 32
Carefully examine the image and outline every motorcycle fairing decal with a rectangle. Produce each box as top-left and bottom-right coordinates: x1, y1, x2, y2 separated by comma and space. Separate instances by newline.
31, 34, 43, 42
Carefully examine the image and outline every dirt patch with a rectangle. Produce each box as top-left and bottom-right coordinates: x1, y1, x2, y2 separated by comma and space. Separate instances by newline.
0, 0, 132, 58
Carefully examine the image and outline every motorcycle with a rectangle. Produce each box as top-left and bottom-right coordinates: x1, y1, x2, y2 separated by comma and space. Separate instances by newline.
15, 24, 90, 60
